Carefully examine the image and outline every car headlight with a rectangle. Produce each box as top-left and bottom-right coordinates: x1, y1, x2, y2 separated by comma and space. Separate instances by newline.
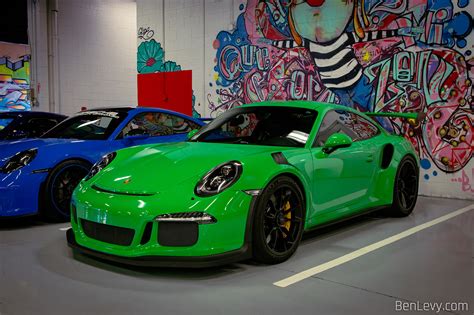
195, 161, 242, 196
1, 148, 38, 174
84, 152, 117, 181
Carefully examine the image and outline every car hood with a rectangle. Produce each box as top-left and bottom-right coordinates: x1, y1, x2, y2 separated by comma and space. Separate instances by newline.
0, 138, 84, 157
0, 138, 106, 167
92, 142, 281, 194
0, 138, 73, 159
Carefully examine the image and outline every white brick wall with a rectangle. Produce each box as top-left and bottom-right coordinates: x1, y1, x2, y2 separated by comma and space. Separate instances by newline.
32, 0, 137, 115
58, 0, 137, 115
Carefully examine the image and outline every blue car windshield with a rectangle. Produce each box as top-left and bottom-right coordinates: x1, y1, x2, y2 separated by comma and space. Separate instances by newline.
41, 111, 127, 140
0, 118, 14, 131
190, 106, 317, 147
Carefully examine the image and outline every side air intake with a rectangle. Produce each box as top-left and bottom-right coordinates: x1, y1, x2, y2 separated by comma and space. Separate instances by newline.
271, 152, 289, 165
381, 144, 394, 169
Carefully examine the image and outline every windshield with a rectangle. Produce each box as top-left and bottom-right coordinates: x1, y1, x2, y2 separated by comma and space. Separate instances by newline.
190, 106, 317, 147
0, 117, 15, 131
41, 111, 127, 140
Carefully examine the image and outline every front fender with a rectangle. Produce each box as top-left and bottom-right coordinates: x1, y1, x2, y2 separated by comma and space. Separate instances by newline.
234, 149, 314, 228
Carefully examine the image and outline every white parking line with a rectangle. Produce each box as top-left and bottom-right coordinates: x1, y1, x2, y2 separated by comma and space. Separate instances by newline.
273, 204, 474, 288
59, 226, 71, 231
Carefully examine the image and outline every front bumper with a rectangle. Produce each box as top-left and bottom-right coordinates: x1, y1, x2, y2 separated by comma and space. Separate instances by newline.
0, 171, 47, 217
67, 229, 250, 268
69, 183, 256, 267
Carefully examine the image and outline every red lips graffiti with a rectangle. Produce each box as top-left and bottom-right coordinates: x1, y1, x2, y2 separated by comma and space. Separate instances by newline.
306, 0, 325, 7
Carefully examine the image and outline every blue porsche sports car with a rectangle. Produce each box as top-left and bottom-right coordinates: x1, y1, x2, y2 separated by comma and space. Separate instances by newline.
0, 107, 204, 221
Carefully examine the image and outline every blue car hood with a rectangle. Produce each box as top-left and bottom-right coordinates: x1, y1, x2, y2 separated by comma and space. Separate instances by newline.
0, 138, 76, 157
0, 138, 107, 166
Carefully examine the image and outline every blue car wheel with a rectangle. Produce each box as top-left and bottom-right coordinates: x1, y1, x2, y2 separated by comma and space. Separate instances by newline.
42, 160, 91, 222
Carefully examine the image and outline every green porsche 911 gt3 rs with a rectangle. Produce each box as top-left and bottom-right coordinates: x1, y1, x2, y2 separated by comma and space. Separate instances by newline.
67, 101, 420, 267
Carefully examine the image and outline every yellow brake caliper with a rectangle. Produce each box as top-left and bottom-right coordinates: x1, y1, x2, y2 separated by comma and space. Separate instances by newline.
282, 201, 291, 237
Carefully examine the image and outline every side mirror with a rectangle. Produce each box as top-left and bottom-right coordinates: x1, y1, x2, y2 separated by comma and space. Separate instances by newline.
187, 129, 199, 140
323, 133, 352, 154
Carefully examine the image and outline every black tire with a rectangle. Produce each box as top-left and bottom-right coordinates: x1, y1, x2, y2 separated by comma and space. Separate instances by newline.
389, 156, 419, 217
42, 160, 91, 222
252, 176, 305, 264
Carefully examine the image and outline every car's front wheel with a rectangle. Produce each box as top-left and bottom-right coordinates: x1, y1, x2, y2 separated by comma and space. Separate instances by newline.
42, 160, 91, 222
389, 156, 419, 217
252, 176, 305, 264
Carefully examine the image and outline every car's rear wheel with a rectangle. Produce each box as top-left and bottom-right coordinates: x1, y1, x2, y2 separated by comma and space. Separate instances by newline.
389, 156, 419, 217
252, 176, 305, 264
42, 160, 91, 222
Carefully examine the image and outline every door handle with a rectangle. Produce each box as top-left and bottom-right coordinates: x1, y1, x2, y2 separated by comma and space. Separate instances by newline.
366, 155, 374, 163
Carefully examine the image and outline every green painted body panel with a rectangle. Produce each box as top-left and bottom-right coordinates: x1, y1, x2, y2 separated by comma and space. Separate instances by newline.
70, 101, 419, 260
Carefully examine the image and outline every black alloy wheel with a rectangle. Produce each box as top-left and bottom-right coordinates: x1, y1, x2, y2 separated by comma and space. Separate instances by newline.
389, 156, 419, 217
253, 176, 305, 264
43, 160, 91, 222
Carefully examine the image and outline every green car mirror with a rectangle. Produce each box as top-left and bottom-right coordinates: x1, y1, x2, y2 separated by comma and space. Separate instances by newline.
187, 129, 199, 140
323, 133, 352, 154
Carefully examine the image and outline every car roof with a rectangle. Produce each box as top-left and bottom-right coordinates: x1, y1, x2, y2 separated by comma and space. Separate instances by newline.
81, 107, 134, 113
74, 106, 203, 125
79, 106, 191, 116
129, 106, 203, 121
0, 111, 67, 118
241, 101, 354, 113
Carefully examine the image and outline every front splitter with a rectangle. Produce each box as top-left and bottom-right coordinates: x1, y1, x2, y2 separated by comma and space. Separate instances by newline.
66, 229, 251, 268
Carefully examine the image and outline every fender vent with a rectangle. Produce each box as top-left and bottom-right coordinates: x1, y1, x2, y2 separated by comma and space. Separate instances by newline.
271, 152, 289, 165
381, 144, 394, 169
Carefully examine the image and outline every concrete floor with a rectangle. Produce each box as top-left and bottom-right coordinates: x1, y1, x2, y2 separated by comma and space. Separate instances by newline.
0, 196, 472, 315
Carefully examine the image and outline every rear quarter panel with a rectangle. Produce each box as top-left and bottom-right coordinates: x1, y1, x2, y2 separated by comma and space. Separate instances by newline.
370, 133, 419, 207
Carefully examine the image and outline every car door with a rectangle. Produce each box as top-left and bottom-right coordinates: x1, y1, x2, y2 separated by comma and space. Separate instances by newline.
309, 110, 380, 222
116, 111, 201, 146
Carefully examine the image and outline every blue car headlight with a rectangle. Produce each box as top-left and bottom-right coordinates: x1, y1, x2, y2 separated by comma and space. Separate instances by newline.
84, 152, 117, 181
1, 148, 38, 174
195, 161, 242, 197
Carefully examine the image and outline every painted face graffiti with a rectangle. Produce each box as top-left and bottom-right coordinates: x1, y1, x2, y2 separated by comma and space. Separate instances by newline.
210, 0, 474, 179
290, 0, 355, 42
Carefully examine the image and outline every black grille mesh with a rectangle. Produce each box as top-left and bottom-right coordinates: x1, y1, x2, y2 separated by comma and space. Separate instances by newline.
81, 219, 135, 246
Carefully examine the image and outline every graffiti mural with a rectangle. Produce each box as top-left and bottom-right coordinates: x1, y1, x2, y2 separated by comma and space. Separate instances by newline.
210, 0, 474, 184
451, 167, 474, 193
0, 42, 31, 111
137, 38, 182, 74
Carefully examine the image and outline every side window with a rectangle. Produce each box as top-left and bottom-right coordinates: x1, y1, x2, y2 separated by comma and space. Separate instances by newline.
313, 110, 378, 147
351, 114, 379, 140
118, 112, 199, 138
169, 115, 201, 134
314, 110, 358, 147
26, 118, 59, 137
